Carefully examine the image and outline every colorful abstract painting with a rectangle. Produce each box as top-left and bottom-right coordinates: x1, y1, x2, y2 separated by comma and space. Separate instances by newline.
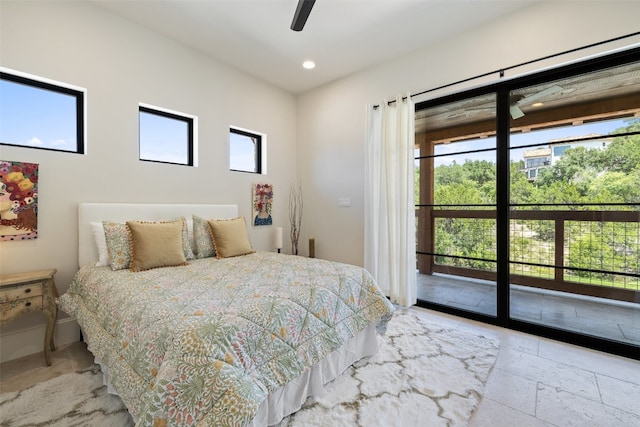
253, 183, 273, 226
0, 160, 38, 241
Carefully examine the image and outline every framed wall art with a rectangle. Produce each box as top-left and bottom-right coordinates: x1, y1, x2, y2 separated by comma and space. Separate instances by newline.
1, 160, 39, 241
253, 183, 273, 226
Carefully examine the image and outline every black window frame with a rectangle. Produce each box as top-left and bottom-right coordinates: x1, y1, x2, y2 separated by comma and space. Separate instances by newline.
138, 105, 195, 166
229, 127, 263, 174
415, 45, 640, 360
0, 70, 85, 154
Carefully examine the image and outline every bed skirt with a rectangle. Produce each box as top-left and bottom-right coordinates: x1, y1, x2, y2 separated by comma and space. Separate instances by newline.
94, 322, 380, 426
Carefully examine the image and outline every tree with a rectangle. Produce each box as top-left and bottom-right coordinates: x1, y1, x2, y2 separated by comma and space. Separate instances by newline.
434, 161, 465, 186
587, 171, 640, 204
434, 181, 484, 205
535, 146, 601, 195
463, 160, 495, 186
602, 121, 640, 174
510, 162, 538, 205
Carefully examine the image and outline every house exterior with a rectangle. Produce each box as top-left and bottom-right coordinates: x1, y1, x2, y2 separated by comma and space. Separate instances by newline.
523, 147, 551, 180
523, 134, 613, 180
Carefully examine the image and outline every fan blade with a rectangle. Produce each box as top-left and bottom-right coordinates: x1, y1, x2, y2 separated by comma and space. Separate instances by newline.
291, 0, 316, 31
516, 85, 563, 106
510, 105, 525, 120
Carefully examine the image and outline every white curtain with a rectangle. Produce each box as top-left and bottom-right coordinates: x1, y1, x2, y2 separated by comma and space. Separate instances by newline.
365, 94, 417, 307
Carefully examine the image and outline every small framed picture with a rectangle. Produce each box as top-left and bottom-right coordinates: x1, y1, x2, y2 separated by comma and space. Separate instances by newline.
253, 183, 273, 226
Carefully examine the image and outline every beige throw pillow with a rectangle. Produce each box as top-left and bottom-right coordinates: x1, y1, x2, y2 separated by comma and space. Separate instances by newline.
127, 220, 188, 272
207, 217, 254, 258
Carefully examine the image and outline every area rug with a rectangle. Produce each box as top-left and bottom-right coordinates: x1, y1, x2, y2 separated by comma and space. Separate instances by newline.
0, 309, 499, 427
0, 364, 132, 426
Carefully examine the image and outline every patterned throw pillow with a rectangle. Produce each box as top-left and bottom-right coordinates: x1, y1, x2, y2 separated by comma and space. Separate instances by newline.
193, 214, 215, 258
103, 221, 130, 270
178, 218, 196, 261
103, 217, 194, 270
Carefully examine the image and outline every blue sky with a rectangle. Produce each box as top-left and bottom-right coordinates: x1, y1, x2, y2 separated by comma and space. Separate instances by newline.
139, 111, 189, 164
229, 132, 257, 172
1, 79, 77, 151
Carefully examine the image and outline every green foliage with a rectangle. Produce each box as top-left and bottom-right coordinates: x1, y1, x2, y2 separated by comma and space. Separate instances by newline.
421, 120, 639, 289
433, 160, 497, 205
435, 218, 495, 270
434, 181, 485, 205
535, 146, 602, 195
587, 171, 640, 203
434, 161, 466, 186
602, 134, 640, 174
567, 235, 612, 279
510, 163, 537, 204
465, 160, 495, 186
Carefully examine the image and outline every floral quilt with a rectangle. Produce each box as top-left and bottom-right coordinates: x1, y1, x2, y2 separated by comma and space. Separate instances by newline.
58, 252, 394, 426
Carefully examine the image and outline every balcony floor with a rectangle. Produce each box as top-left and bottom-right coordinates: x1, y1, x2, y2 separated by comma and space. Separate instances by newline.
417, 273, 640, 346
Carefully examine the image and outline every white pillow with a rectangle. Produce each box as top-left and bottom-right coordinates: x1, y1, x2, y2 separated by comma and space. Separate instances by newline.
90, 222, 109, 267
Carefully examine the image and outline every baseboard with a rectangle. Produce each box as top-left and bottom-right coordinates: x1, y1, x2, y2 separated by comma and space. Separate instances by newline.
0, 317, 80, 363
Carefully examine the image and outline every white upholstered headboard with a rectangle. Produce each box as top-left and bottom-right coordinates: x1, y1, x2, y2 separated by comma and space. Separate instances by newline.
78, 203, 238, 267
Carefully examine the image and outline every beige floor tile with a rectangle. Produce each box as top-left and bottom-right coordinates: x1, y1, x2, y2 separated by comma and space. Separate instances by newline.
483, 368, 538, 416
536, 383, 640, 427
469, 397, 554, 427
596, 374, 640, 417
494, 349, 601, 401
538, 339, 640, 384
494, 330, 540, 356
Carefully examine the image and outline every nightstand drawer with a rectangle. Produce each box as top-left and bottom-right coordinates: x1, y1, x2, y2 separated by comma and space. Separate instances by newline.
0, 282, 44, 303
0, 295, 44, 321
0, 268, 58, 366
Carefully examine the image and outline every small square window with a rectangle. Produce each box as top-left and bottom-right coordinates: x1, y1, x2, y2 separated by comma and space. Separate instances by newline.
230, 127, 263, 174
139, 105, 195, 166
0, 69, 85, 153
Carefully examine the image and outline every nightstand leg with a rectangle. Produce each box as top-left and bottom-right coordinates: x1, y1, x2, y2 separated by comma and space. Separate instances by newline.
44, 310, 56, 366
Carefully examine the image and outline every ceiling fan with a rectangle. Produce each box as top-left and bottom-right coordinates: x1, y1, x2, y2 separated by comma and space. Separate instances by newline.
291, 0, 316, 31
510, 85, 563, 119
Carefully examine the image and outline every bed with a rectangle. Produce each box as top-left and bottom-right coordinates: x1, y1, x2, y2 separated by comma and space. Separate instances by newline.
58, 203, 394, 426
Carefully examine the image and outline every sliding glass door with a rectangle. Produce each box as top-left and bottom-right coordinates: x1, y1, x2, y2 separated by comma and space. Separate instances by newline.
508, 61, 640, 346
416, 93, 498, 317
415, 47, 639, 358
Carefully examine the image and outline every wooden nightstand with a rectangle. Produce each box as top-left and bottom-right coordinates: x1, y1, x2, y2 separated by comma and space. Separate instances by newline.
0, 269, 58, 366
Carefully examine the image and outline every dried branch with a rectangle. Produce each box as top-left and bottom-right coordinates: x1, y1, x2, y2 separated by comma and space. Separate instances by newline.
289, 183, 303, 255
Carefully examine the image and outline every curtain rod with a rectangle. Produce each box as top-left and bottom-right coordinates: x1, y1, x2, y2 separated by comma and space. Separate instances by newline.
374, 31, 640, 109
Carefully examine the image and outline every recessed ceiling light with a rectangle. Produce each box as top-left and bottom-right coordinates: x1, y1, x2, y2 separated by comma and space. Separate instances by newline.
531, 102, 544, 107
302, 60, 316, 69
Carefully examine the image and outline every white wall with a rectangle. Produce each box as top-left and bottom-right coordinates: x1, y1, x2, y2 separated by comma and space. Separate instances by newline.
0, 1, 298, 361
296, 1, 640, 276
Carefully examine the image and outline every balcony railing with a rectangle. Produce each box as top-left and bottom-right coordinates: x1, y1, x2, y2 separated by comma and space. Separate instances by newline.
417, 208, 640, 303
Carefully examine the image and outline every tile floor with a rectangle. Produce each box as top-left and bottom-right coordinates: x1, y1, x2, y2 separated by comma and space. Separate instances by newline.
410, 307, 640, 427
417, 273, 640, 346
1, 306, 639, 426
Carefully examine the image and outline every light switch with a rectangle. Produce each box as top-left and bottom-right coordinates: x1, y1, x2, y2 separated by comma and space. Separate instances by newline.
337, 197, 351, 207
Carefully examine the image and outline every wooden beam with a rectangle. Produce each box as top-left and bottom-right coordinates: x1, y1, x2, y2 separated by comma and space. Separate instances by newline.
416, 93, 640, 144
